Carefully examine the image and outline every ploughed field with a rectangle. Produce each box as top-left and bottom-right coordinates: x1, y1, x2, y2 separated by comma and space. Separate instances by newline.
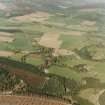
0, 95, 70, 105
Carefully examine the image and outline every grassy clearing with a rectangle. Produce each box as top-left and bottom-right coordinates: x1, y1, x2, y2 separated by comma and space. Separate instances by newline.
10, 53, 44, 66
60, 34, 86, 49
48, 65, 82, 81
63, 58, 105, 82
26, 54, 44, 66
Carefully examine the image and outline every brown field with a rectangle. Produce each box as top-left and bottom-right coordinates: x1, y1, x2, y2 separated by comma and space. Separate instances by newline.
0, 36, 14, 43
13, 11, 52, 22
6, 66, 45, 86
81, 20, 96, 26
0, 51, 14, 57
0, 95, 70, 105
39, 32, 62, 49
0, 61, 45, 87
0, 32, 13, 37
53, 49, 74, 56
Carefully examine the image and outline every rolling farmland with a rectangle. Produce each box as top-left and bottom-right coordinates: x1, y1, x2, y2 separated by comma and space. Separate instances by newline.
0, 0, 105, 105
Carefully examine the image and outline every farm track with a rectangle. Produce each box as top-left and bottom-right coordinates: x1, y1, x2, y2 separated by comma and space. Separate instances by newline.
0, 95, 71, 105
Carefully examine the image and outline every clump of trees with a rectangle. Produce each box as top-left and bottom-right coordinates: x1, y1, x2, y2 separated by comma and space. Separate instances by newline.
42, 76, 65, 97
79, 44, 105, 61
0, 68, 28, 95
40, 76, 81, 98
72, 64, 89, 73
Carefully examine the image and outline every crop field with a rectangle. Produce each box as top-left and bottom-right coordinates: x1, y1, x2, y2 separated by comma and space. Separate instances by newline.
0, 95, 70, 105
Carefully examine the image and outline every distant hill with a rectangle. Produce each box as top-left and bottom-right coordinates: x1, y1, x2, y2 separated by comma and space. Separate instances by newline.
0, 0, 105, 17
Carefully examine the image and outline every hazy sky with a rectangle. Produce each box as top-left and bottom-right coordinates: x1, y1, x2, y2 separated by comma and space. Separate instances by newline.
85, 0, 105, 2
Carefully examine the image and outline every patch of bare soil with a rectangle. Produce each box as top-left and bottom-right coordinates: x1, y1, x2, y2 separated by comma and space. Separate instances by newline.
53, 49, 75, 56
39, 32, 62, 49
0, 95, 70, 105
81, 20, 96, 26
0, 36, 14, 43
0, 32, 13, 37
0, 51, 14, 57
13, 11, 52, 22
79, 88, 105, 105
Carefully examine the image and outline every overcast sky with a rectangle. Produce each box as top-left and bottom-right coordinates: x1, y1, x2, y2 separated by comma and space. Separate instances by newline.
84, 0, 105, 2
